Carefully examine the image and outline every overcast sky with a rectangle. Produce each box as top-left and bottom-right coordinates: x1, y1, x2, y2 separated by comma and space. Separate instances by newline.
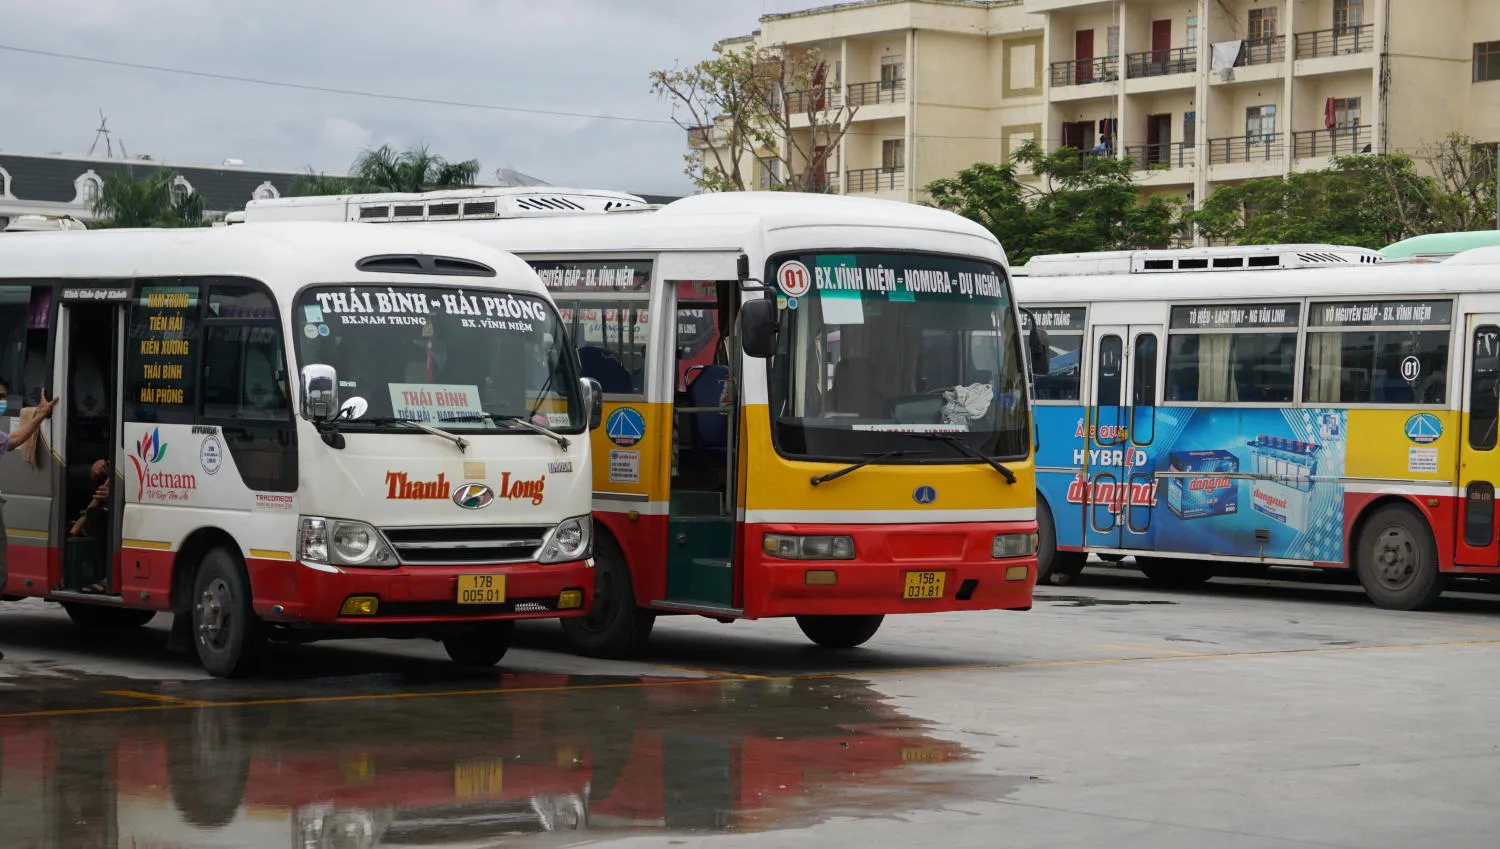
0, 0, 815, 196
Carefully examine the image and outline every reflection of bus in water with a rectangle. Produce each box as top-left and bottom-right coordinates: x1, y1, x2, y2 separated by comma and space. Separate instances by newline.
0, 675, 966, 847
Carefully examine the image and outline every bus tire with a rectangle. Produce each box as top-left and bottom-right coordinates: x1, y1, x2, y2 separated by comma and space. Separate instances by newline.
1036, 499, 1085, 586
560, 535, 655, 659
1355, 504, 1446, 611
191, 547, 265, 678
62, 603, 156, 629
442, 621, 514, 667
796, 614, 883, 649
1136, 557, 1213, 587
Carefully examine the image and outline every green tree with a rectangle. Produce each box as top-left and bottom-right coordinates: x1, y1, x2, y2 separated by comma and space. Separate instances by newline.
290, 143, 481, 196
90, 168, 208, 228
1190, 133, 1497, 247
651, 44, 857, 193
924, 141, 1186, 264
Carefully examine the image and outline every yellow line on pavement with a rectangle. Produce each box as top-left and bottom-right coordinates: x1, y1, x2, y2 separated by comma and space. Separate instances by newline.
1094, 643, 1203, 657
3, 637, 1497, 721
100, 690, 211, 706
655, 664, 770, 680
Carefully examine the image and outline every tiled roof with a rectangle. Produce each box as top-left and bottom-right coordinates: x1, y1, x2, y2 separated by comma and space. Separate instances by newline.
0, 153, 302, 211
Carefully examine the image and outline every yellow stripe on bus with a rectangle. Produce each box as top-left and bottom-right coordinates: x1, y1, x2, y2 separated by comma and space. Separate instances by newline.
122, 539, 172, 551
249, 549, 294, 560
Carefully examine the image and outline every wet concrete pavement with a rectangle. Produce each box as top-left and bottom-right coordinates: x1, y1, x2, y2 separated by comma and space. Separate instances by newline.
2, 561, 1500, 848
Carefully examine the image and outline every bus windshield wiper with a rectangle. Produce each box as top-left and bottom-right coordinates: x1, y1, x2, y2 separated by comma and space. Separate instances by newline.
810, 449, 930, 487
448, 413, 571, 450
360, 417, 470, 454
910, 433, 1017, 484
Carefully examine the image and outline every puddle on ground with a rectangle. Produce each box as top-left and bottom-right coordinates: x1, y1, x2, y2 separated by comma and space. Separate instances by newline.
1035, 594, 1179, 607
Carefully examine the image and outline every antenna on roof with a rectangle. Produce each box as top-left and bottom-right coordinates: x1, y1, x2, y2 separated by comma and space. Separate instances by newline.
87, 109, 126, 159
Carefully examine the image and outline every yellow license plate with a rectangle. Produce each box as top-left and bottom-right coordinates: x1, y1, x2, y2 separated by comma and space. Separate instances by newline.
903, 571, 945, 600
455, 760, 504, 799
457, 574, 506, 604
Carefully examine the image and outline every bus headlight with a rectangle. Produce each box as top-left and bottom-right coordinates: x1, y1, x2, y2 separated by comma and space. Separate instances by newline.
763, 534, 855, 560
539, 515, 593, 564
300, 516, 399, 568
992, 533, 1039, 559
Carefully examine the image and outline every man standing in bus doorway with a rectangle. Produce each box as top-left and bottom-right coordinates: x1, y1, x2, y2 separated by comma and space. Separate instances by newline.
0, 380, 59, 660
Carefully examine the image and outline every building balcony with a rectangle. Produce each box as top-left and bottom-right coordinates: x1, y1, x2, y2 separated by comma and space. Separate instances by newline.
1049, 56, 1119, 88
846, 79, 905, 107
1294, 24, 1374, 60
1126, 47, 1196, 79
1238, 36, 1286, 66
1125, 142, 1195, 171
1292, 125, 1371, 160
785, 87, 842, 113
1208, 133, 1284, 165
846, 166, 904, 193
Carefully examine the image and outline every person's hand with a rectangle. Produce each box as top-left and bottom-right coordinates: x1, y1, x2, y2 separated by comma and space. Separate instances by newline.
92, 483, 110, 503
36, 389, 59, 419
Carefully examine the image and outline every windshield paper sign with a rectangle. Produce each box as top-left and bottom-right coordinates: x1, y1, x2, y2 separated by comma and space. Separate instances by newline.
388, 384, 486, 423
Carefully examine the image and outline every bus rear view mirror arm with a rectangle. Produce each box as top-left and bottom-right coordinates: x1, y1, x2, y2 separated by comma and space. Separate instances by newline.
739, 298, 778, 359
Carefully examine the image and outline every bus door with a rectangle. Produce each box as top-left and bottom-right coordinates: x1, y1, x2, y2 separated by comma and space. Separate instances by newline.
53, 288, 126, 597
1083, 324, 1162, 550
664, 280, 739, 609
1457, 318, 1500, 565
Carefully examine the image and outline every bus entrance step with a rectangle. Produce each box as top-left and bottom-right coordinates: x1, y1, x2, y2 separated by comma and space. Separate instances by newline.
650, 600, 745, 618
49, 590, 128, 605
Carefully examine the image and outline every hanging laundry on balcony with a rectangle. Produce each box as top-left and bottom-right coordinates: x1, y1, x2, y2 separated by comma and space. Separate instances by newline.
1210, 41, 1243, 78
1324, 98, 1337, 129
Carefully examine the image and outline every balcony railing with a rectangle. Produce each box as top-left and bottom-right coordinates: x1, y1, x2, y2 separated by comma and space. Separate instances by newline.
795, 171, 840, 193
845, 167, 904, 193
1207, 133, 1284, 165
1127, 46, 1196, 78
1237, 36, 1287, 66
786, 87, 842, 113
1125, 142, 1196, 170
846, 79, 904, 107
1049, 56, 1119, 87
1294, 24, 1374, 59
1293, 125, 1371, 159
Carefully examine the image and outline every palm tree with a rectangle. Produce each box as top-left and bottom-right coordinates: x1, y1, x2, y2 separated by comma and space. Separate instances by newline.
290, 144, 481, 196
91, 168, 208, 228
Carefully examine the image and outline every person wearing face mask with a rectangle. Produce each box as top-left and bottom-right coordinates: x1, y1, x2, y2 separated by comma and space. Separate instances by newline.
0, 379, 59, 660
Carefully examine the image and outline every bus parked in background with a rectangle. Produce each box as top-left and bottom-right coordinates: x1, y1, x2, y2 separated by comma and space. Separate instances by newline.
1381, 231, 1500, 262
0, 223, 600, 676
245, 189, 1048, 657
1011, 242, 1500, 610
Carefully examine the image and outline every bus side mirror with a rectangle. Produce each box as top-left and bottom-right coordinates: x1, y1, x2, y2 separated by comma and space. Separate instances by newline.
301, 364, 339, 422
1028, 325, 1051, 377
581, 377, 603, 430
740, 298, 778, 359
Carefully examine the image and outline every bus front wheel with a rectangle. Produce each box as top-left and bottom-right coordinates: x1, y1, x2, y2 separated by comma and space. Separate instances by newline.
796, 614, 883, 649
1355, 504, 1446, 611
443, 622, 514, 667
191, 548, 266, 678
560, 536, 655, 659
1037, 500, 1085, 586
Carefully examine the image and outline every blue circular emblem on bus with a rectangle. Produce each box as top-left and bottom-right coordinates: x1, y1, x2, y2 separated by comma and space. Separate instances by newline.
605, 407, 646, 447
1404, 413, 1443, 445
913, 486, 937, 505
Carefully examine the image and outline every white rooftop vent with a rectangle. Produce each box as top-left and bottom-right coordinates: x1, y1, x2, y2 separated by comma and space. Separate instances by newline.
1021, 244, 1386, 277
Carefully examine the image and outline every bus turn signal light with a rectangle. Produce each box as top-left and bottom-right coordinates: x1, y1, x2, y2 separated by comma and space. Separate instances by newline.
804, 570, 838, 586
340, 596, 379, 616
558, 589, 584, 609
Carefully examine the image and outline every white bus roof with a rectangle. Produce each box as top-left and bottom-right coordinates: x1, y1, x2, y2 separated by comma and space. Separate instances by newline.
0, 222, 547, 297
404, 191, 1008, 267
244, 185, 650, 223
1012, 246, 1500, 306
1017, 244, 1385, 277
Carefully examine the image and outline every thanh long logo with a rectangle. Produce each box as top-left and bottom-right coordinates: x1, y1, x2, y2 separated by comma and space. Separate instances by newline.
131, 427, 197, 499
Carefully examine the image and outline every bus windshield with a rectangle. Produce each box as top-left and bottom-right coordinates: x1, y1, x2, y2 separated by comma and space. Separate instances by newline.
295, 285, 583, 431
767, 252, 1030, 462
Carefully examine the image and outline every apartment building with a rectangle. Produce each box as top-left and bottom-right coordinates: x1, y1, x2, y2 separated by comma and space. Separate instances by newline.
699, 0, 1500, 213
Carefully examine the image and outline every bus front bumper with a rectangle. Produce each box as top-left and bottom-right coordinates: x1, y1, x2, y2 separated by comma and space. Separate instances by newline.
743, 521, 1037, 619
247, 557, 593, 626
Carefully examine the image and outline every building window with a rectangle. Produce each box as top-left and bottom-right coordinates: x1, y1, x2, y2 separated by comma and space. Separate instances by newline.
1334, 0, 1364, 33
1184, 111, 1196, 146
882, 139, 905, 170
1248, 7, 1278, 44
171, 176, 194, 203
1186, 15, 1198, 50
758, 157, 781, 189
252, 181, 280, 201
80, 175, 102, 204
1246, 105, 1277, 140
1107, 25, 1120, 57
880, 54, 904, 86
0, 167, 11, 198
1476, 42, 1500, 82
1333, 97, 1362, 132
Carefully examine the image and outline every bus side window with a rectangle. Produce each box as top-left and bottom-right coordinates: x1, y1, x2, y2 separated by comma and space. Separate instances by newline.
1096, 335, 1123, 407
1470, 326, 1500, 451
1132, 333, 1158, 407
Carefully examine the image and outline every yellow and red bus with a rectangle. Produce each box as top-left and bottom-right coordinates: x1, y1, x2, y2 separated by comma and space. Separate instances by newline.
244, 189, 1047, 656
